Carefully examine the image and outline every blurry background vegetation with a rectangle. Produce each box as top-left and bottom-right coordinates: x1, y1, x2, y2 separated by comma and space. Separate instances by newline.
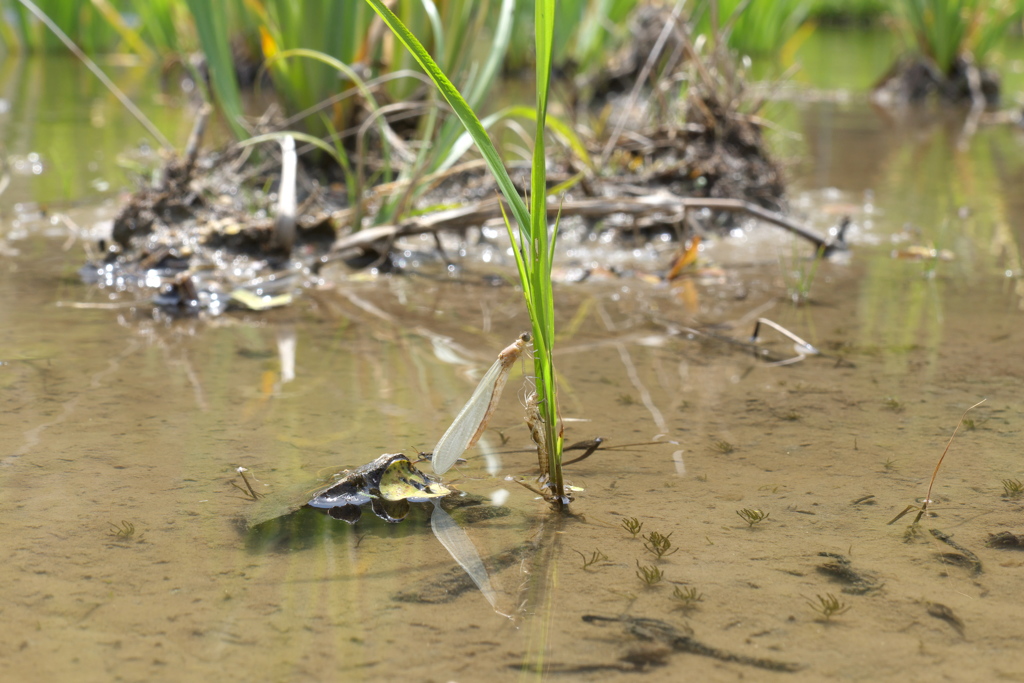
3, 0, 1022, 135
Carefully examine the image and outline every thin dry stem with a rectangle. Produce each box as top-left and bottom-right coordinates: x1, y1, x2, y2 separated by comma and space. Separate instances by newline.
915, 399, 986, 523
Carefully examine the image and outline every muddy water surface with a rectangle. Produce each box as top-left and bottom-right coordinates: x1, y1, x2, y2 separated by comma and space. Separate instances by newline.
2, 56, 1024, 682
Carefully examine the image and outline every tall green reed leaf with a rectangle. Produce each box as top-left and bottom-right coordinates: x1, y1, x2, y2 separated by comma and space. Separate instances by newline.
899, 0, 1020, 72
362, 0, 530, 235
514, 0, 564, 504
363, 0, 567, 507
699, 0, 810, 55
185, 0, 246, 138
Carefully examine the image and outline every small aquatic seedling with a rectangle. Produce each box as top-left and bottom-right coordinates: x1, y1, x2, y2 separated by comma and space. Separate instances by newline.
712, 440, 735, 454
622, 517, 644, 537
617, 393, 636, 406
882, 457, 898, 472
783, 244, 826, 305
232, 467, 264, 500
736, 508, 770, 528
883, 397, 904, 412
108, 520, 135, 538
608, 589, 639, 604
431, 333, 531, 475
636, 560, 664, 586
1001, 478, 1023, 498
642, 531, 679, 559
888, 399, 986, 526
806, 593, 850, 621
670, 585, 704, 608
574, 549, 609, 570
962, 418, 976, 431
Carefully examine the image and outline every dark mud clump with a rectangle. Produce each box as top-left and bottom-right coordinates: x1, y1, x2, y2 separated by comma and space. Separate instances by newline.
80, 17, 833, 317
585, 3, 785, 225
82, 111, 343, 316
872, 55, 1000, 108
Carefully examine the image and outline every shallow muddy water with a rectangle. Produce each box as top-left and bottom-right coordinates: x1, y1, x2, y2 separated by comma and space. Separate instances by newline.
3, 51, 1024, 682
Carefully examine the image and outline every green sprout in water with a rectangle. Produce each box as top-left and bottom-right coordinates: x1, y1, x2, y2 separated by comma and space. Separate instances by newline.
806, 593, 850, 621
736, 508, 770, 528
108, 520, 135, 538
670, 585, 704, 609
636, 560, 664, 586
363, 0, 568, 509
784, 244, 825, 305
574, 549, 609, 571
642, 531, 679, 559
883, 397, 904, 412
1002, 478, 1023, 498
622, 517, 644, 537
712, 440, 735, 454
882, 457, 898, 472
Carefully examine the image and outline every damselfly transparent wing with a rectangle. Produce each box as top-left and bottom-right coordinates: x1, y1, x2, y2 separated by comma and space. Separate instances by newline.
431, 357, 506, 475
431, 334, 529, 475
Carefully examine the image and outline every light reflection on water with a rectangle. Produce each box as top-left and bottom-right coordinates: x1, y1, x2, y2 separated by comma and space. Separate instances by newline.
2, 47, 1024, 681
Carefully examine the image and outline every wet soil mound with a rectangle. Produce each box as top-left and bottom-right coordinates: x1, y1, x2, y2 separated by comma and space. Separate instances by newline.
872, 56, 999, 107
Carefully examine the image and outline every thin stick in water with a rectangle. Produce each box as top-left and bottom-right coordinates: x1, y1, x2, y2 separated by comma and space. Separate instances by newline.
915, 399, 987, 524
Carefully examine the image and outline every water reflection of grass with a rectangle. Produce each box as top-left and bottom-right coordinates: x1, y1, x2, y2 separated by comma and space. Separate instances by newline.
854, 116, 1024, 371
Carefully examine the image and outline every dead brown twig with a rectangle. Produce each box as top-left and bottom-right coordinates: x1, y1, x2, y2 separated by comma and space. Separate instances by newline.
888, 399, 986, 526
327, 193, 840, 262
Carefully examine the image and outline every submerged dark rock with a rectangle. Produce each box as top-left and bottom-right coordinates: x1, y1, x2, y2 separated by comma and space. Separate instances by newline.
873, 55, 1000, 107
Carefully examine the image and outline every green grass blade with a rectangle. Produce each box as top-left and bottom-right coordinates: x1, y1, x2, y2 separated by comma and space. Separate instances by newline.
464, 0, 514, 110
239, 131, 344, 167
266, 48, 382, 112
532, 0, 564, 498
363, 0, 531, 239
503, 105, 594, 170
184, 0, 246, 138
365, 0, 566, 506
418, 0, 445, 61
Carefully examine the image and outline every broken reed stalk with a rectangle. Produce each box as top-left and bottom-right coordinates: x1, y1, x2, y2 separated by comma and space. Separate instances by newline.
272, 135, 298, 253
888, 399, 986, 526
